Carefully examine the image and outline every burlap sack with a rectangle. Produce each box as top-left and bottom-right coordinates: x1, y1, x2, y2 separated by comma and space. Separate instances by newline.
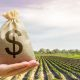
0, 10, 35, 64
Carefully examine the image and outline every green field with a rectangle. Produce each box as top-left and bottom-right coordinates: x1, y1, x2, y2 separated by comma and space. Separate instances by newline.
1, 50, 80, 80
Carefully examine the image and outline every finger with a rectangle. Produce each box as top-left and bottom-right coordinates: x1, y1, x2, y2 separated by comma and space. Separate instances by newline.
8, 60, 39, 71
7, 61, 38, 76
10, 60, 38, 73
28, 60, 39, 66
7, 61, 30, 71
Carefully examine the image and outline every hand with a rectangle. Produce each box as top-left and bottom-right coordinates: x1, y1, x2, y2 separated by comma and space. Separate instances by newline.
0, 60, 39, 77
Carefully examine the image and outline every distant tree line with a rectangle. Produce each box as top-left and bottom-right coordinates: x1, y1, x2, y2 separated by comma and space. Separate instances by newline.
34, 48, 80, 54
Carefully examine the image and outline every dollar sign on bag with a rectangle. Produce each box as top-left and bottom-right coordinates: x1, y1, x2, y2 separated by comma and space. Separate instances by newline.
5, 30, 23, 58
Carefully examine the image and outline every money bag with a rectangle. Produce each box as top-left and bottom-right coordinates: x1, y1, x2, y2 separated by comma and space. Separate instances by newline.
0, 10, 35, 64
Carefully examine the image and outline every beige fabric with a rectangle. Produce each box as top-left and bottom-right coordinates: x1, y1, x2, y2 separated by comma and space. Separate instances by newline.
0, 10, 35, 64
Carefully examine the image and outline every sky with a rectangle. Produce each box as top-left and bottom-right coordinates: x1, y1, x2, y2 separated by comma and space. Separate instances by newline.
0, 0, 80, 50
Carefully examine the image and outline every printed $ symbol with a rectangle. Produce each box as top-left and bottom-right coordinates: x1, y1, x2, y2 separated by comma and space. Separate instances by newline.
5, 30, 23, 58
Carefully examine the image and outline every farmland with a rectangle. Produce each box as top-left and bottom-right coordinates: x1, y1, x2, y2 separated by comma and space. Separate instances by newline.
0, 49, 80, 80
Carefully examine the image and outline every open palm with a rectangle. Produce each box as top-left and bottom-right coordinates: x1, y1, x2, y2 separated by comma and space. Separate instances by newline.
0, 60, 39, 77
